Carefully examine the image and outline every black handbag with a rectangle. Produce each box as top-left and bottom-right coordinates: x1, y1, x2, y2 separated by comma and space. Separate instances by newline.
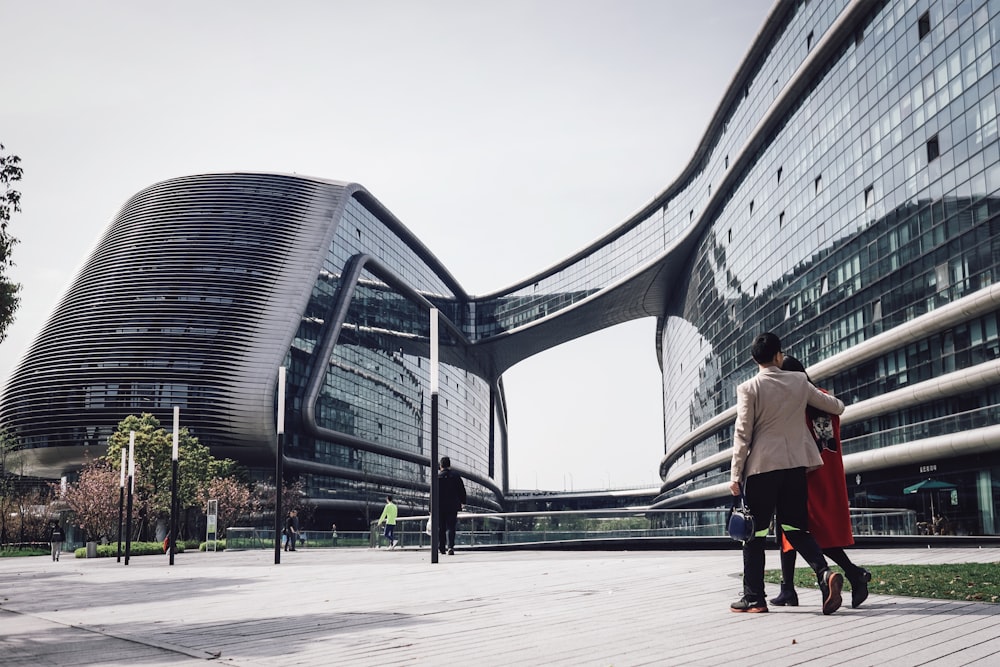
727, 490, 755, 543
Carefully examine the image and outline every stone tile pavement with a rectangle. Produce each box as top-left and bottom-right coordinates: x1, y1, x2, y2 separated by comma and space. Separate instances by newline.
1, 545, 999, 666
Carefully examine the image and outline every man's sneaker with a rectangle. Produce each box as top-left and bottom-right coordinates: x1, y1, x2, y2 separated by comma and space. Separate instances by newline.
819, 569, 844, 615
730, 597, 768, 613
447, 548, 455, 555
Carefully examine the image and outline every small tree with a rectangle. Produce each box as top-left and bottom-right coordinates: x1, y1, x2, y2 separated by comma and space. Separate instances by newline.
104, 413, 241, 532
62, 463, 120, 542
0, 428, 17, 546
0, 429, 44, 547
256, 477, 314, 528
200, 477, 256, 538
0, 143, 22, 341
11, 487, 49, 545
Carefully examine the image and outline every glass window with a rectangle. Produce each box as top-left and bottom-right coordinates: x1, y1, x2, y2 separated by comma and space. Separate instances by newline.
918, 11, 931, 40
927, 135, 941, 161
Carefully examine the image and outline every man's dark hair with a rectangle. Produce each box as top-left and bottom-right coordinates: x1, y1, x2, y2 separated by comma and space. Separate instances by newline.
386, 495, 393, 502
751, 332, 782, 364
440, 456, 451, 468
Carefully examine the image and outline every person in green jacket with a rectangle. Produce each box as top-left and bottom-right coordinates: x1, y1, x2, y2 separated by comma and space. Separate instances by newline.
377, 495, 398, 549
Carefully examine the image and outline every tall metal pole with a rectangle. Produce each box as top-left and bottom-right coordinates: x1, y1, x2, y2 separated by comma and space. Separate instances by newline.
274, 366, 285, 565
116, 448, 125, 562
429, 308, 440, 565
125, 431, 135, 565
169, 406, 179, 566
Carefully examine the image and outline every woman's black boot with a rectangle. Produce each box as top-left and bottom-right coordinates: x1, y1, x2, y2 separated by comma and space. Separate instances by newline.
849, 568, 871, 608
769, 583, 799, 607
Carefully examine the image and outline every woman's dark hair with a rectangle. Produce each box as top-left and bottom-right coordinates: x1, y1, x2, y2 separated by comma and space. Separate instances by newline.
781, 354, 824, 420
780, 354, 807, 376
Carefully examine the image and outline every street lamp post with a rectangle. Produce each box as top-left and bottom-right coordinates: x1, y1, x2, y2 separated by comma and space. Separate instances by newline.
169, 406, 179, 566
124, 431, 135, 565
429, 308, 440, 565
116, 448, 125, 562
274, 366, 285, 565
362, 453, 383, 548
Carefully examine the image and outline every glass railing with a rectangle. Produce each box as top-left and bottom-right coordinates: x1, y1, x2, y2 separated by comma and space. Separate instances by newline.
225, 528, 372, 551
225, 507, 917, 550
842, 405, 1000, 456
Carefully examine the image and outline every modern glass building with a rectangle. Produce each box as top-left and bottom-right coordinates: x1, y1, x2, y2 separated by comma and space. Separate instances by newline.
0, 175, 508, 525
3, 0, 1000, 533
653, 0, 1000, 538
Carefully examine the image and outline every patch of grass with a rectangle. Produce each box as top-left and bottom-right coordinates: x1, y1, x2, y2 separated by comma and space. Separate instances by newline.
0, 547, 49, 557
766, 563, 1000, 603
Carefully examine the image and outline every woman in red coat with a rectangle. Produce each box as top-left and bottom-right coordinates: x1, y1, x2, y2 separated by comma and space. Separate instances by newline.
771, 355, 871, 609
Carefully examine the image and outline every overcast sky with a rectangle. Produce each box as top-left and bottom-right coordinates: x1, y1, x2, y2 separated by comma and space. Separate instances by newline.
2, 0, 774, 491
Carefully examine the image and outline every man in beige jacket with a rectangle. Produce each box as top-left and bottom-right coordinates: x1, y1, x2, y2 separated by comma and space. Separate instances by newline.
729, 332, 846, 614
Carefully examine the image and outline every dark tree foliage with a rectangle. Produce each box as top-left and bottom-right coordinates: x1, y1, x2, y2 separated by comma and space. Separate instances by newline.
0, 143, 21, 342
256, 477, 315, 528
104, 413, 242, 525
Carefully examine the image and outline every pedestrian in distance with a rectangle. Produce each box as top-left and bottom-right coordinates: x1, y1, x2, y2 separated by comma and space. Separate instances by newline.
437, 456, 466, 555
284, 509, 299, 552
377, 495, 399, 549
729, 332, 847, 614
770, 354, 871, 609
48, 520, 65, 562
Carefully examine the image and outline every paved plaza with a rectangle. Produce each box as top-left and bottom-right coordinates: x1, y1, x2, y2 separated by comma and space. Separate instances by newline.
2, 545, 1000, 666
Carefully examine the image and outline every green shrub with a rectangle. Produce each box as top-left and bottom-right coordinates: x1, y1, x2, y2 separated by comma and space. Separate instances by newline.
200, 540, 226, 551
73, 541, 186, 558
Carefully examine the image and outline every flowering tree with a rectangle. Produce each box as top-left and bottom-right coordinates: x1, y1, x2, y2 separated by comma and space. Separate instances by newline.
1, 429, 51, 546
62, 463, 120, 542
10, 487, 49, 544
200, 477, 256, 537
0, 428, 19, 546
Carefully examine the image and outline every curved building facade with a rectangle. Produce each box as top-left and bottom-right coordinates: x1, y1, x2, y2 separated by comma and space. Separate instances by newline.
4, 0, 1000, 534
1, 174, 505, 521
654, 0, 1000, 537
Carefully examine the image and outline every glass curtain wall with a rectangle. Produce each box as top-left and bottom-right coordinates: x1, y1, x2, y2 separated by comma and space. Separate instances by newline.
660, 0, 1000, 535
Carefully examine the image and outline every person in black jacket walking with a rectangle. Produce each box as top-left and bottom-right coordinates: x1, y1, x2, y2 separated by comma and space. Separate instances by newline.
284, 509, 299, 552
49, 520, 65, 562
437, 456, 466, 555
